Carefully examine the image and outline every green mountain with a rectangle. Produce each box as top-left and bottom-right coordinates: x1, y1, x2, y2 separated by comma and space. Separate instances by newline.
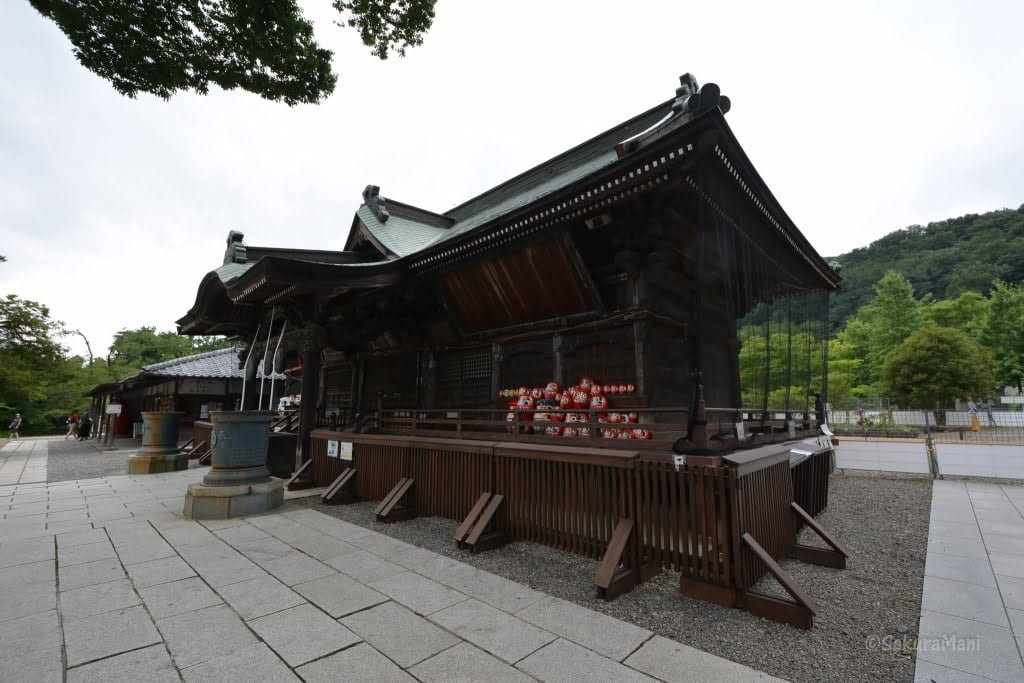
828, 204, 1024, 327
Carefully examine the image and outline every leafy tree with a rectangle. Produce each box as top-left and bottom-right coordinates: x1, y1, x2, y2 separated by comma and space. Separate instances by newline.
923, 290, 988, 340
980, 281, 1024, 391
29, 0, 436, 105
883, 327, 995, 413
829, 206, 1024, 327
0, 294, 71, 434
107, 326, 231, 376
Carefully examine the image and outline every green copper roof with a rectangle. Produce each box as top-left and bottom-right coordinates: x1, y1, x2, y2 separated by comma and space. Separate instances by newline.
356, 205, 450, 258
214, 262, 253, 284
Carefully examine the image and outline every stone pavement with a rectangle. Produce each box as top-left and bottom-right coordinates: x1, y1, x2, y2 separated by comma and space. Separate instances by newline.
0, 437, 49, 485
0, 441, 781, 682
836, 440, 1024, 480
916, 480, 1024, 682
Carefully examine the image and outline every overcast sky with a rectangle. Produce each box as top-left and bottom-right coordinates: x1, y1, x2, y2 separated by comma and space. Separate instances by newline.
2, 0, 1022, 360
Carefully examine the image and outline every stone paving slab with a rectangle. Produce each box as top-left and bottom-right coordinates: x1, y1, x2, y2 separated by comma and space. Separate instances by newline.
158, 603, 259, 670
430, 598, 555, 664
249, 603, 361, 667
342, 601, 460, 668
410, 641, 534, 683
63, 605, 162, 667
293, 571, 389, 617
214, 574, 306, 621
296, 643, 416, 683
0, 609, 62, 682
67, 644, 178, 683
624, 635, 786, 682
179, 643, 299, 683
367, 569, 469, 616
516, 595, 653, 662
517, 637, 658, 683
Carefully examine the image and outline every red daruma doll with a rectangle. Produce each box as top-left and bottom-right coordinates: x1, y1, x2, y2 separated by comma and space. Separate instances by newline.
543, 381, 560, 401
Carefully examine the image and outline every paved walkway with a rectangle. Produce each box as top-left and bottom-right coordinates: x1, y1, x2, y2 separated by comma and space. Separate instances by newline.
0, 441, 780, 682
835, 440, 1024, 480
917, 480, 1024, 682
0, 437, 49, 485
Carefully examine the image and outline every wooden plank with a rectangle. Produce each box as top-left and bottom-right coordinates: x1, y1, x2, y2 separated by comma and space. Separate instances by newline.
791, 502, 848, 554
792, 544, 846, 569
455, 492, 492, 542
745, 591, 814, 630
741, 533, 818, 614
466, 494, 505, 546
321, 467, 356, 504
595, 518, 635, 589
285, 459, 313, 491
375, 477, 413, 517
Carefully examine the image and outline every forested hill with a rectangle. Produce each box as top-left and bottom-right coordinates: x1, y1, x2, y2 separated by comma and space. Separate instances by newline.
828, 205, 1024, 327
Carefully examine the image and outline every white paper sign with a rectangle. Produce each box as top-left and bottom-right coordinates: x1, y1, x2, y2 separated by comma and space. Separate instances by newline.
339, 442, 353, 461
673, 454, 686, 470
735, 422, 746, 440
327, 441, 339, 458
787, 420, 797, 437
106, 403, 122, 415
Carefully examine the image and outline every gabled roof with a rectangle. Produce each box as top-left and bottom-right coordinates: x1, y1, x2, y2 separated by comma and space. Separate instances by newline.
140, 346, 243, 379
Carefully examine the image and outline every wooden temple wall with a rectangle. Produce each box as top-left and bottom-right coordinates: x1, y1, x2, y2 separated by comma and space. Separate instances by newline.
323, 318, 708, 421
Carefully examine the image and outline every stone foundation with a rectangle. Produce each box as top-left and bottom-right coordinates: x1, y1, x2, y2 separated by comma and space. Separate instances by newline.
182, 479, 284, 519
126, 453, 189, 475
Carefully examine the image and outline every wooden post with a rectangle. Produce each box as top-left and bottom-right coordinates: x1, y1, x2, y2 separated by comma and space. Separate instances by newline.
297, 326, 326, 468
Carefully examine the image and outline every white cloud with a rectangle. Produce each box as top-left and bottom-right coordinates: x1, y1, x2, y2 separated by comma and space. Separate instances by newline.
2, 0, 1022, 358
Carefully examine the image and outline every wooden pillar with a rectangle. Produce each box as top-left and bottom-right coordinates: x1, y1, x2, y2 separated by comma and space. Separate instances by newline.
552, 335, 565, 387
491, 343, 503, 399
632, 320, 648, 399
296, 326, 326, 467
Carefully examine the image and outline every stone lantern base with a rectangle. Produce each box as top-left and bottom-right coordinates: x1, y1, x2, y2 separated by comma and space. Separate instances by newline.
127, 453, 190, 475
183, 479, 284, 520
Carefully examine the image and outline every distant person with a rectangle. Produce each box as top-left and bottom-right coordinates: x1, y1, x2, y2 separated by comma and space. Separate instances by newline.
65, 410, 80, 439
8, 413, 22, 438
78, 414, 93, 441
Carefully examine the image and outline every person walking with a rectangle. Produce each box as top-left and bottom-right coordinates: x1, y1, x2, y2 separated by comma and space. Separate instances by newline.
8, 413, 22, 439
65, 410, 80, 439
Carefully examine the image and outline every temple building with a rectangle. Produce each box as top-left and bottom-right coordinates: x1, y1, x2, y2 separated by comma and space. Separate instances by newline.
178, 73, 840, 464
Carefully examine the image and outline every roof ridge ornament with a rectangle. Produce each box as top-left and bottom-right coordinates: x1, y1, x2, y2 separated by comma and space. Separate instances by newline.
224, 230, 246, 264
615, 72, 731, 158
363, 185, 390, 223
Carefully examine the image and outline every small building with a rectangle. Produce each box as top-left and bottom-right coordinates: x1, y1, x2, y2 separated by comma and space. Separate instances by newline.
85, 346, 245, 436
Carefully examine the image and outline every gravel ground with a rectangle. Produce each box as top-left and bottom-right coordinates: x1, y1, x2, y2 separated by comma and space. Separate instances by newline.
286, 473, 931, 683
45, 439, 204, 482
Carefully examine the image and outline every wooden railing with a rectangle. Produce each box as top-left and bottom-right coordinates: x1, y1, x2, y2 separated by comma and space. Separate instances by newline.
363, 405, 825, 453
308, 430, 841, 628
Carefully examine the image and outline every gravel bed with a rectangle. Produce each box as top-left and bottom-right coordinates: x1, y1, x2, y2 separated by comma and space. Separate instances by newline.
45, 440, 204, 482
286, 473, 931, 683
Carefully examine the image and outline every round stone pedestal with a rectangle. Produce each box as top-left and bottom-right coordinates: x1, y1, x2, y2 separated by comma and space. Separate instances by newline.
127, 412, 187, 474
183, 410, 282, 519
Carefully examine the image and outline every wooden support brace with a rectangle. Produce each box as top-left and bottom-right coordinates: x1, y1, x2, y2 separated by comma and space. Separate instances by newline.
195, 442, 212, 465
454, 492, 492, 544
465, 494, 504, 552
375, 477, 415, 523
321, 468, 357, 505
594, 519, 638, 600
181, 437, 195, 452
741, 532, 818, 629
745, 592, 814, 630
285, 459, 314, 491
789, 502, 849, 569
